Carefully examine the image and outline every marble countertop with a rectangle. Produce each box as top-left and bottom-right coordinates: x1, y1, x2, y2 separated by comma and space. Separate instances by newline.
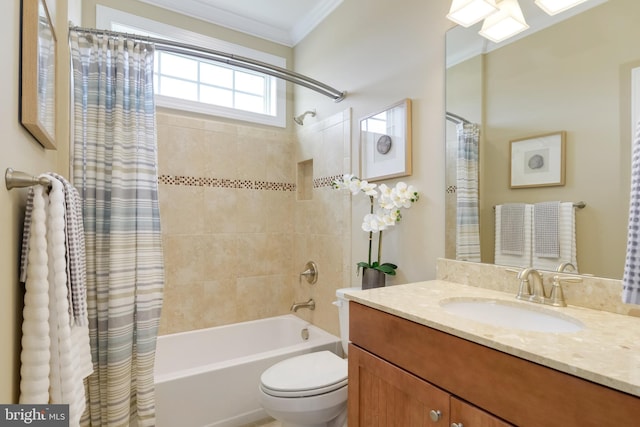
344, 280, 640, 397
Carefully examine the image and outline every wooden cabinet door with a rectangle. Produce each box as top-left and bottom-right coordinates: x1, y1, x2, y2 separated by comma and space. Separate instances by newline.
348, 345, 450, 427
450, 397, 514, 427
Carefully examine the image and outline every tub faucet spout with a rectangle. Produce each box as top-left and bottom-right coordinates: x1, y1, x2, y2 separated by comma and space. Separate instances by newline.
290, 298, 315, 312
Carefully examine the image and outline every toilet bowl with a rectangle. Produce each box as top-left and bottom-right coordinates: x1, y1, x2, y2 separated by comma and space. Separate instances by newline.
257, 287, 360, 427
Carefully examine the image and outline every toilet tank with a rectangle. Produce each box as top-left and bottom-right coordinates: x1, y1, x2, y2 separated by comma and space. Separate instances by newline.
334, 287, 361, 356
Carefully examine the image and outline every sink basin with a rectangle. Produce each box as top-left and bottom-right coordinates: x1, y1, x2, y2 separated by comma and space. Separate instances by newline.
440, 298, 584, 333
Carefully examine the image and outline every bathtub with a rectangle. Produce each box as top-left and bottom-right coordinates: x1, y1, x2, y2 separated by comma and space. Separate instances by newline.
154, 314, 342, 427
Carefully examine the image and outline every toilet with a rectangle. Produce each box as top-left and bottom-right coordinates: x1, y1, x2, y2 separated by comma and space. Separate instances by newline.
258, 287, 359, 427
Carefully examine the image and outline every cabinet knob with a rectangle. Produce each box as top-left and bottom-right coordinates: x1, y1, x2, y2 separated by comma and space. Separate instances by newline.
429, 409, 442, 422
451, 424, 463, 427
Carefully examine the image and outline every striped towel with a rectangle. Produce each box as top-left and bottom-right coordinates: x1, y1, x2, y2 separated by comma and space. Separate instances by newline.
20, 178, 92, 426
48, 173, 88, 327
534, 201, 560, 258
500, 203, 526, 255
21, 174, 88, 326
623, 120, 640, 304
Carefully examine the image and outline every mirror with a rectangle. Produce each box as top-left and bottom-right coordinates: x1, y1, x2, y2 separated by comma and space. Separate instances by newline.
20, 0, 57, 149
445, 0, 639, 279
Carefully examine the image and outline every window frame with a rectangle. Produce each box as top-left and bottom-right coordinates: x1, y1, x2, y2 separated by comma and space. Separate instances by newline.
96, 5, 287, 127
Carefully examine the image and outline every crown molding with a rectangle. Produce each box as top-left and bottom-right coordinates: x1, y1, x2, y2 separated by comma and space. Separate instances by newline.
137, 0, 343, 47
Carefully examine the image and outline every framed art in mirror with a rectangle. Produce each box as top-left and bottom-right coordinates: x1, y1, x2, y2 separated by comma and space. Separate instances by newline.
360, 98, 412, 181
20, 0, 57, 150
510, 131, 566, 188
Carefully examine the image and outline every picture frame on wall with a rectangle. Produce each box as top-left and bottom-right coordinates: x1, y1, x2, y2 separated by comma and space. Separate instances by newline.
20, 0, 57, 150
359, 99, 412, 182
510, 131, 566, 188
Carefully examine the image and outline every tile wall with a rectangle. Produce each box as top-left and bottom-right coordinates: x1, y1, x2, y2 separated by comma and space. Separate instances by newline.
290, 110, 352, 337
156, 110, 351, 336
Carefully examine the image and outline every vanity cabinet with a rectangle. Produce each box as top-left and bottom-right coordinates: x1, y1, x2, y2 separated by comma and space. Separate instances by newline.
348, 302, 640, 427
349, 344, 512, 426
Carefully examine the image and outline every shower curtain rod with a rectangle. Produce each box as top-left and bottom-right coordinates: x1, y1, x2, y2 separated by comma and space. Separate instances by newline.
446, 111, 471, 125
69, 26, 347, 102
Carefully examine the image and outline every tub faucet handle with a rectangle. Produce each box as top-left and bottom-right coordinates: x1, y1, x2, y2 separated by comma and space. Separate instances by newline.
299, 261, 318, 284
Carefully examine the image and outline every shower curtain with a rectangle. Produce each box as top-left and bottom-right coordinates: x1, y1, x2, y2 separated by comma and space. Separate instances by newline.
70, 30, 165, 427
456, 123, 481, 262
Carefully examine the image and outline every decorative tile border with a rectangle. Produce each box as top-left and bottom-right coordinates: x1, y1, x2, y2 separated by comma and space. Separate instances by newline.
158, 173, 344, 191
314, 174, 343, 189
158, 174, 295, 191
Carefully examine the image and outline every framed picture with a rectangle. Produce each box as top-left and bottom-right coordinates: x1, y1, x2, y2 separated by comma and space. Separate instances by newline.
20, 0, 57, 149
510, 131, 566, 188
359, 99, 412, 181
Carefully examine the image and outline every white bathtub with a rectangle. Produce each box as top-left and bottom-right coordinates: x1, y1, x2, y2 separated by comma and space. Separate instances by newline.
154, 315, 342, 427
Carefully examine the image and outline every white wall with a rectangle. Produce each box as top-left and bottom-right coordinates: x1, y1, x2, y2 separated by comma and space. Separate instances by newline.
0, 0, 75, 402
293, 0, 453, 285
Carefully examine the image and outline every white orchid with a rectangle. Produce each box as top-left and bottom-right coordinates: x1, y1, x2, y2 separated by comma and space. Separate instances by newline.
333, 174, 377, 197
332, 175, 419, 276
379, 182, 418, 209
361, 209, 398, 233
362, 213, 384, 233
394, 182, 418, 208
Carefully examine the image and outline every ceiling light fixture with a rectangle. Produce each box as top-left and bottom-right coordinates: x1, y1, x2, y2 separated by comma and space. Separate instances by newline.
478, 0, 529, 43
534, 0, 589, 16
446, 0, 499, 28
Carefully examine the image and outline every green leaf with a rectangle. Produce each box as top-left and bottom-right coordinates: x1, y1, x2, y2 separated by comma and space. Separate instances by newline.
376, 263, 397, 275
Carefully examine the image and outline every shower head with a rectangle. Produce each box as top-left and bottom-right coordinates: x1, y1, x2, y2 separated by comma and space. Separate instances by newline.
294, 109, 316, 125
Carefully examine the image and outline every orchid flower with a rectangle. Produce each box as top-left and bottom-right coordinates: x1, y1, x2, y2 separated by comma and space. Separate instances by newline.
332, 175, 419, 276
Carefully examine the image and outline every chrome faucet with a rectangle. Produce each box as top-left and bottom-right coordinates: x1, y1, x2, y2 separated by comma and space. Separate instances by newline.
290, 298, 315, 312
517, 268, 546, 303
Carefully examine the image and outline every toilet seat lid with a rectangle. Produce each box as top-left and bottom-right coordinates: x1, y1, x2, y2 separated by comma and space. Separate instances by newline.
260, 351, 348, 398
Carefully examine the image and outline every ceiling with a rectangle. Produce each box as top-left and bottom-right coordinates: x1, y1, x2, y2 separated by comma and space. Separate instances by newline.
137, 0, 343, 47
446, 0, 609, 67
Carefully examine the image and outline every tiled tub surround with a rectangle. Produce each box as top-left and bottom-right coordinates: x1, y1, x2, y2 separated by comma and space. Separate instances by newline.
344, 281, 640, 397
156, 110, 351, 336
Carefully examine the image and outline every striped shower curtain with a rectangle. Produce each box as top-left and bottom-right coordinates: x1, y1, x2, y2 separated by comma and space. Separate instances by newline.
70, 30, 165, 427
456, 123, 481, 262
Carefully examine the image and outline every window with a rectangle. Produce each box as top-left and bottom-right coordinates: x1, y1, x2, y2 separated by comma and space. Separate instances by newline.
96, 6, 286, 127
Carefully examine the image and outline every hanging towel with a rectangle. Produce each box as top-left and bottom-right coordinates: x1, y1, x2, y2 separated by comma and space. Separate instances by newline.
533, 201, 560, 258
495, 204, 533, 268
623, 120, 640, 304
21, 174, 88, 326
19, 185, 50, 404
19, 177, 92, 426
532, 202, 578, 272
49, 173, 88, 326
500, 203, 526, 255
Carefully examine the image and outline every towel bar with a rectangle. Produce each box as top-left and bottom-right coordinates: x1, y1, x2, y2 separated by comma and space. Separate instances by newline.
5, 168, 51, 190
493, 201, 586, 210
